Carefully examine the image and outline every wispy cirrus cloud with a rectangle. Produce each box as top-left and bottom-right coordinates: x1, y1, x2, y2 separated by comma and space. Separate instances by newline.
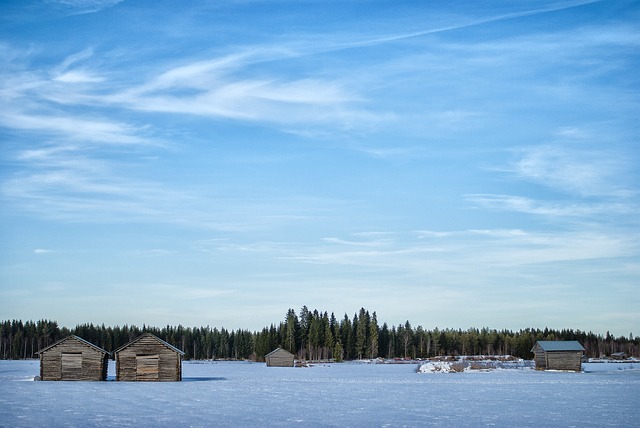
19, 45, 373, 132
0, 112, 154, 146
102, 50, 365, 128
467, 136, 638, 223
511, 145, 635, 198
1, 1, 636, 229
336, 0, 603, 48
464, 194, 635, 219
0, 48, 182, 225
47, 0, 124, 15
50, 48, 104, 83
53, 70, 105, 83
228, 228, 638, 282
7, 5, 635, 145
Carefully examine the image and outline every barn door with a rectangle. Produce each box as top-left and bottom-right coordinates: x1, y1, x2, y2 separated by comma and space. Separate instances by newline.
61, 352, 82, 380
136, 355, 160, 380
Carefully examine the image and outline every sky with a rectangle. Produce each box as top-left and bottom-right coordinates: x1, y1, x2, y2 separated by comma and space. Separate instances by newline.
0, 0, 638, 337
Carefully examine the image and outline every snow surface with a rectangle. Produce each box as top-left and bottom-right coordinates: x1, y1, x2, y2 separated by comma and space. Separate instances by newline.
583, 361, 640, 372
1, 360, 639, 427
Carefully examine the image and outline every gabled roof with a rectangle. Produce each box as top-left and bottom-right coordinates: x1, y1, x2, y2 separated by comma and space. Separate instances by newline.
533, 340, 585, 352
114, 332, 185, 355
37, 335, 109, 355
265, 347, 294, 357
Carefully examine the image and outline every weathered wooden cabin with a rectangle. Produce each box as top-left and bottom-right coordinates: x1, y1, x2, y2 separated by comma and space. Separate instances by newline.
114, 333, 184, 381
37, 335, 109, 381
531, 340, 585, 371
265, 347, 295, 367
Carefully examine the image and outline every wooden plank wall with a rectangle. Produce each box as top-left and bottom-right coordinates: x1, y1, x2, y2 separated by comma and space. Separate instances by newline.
135, 355, 160, 380
545, 351, 582, 371
532, 343, 547, 370
116, 336, 182, 381
61, 352, 82, 379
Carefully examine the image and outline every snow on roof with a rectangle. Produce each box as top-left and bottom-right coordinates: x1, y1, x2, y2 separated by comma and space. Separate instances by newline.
534, 340, 585, 352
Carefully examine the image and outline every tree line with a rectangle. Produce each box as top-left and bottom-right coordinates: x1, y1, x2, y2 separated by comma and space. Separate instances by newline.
1, 307, 637, 361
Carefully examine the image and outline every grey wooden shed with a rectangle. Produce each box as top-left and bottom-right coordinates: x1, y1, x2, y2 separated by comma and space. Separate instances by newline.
38, 335, 109, 381
114, 333, 185, 381
265, 347, 295, 367
531, 340, 584, 371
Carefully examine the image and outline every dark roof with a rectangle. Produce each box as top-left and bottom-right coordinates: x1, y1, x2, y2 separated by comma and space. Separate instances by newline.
265, 347, 295, 357
114, 333, 185, 355
533, 340, 585, 352
37, 335, 109, 355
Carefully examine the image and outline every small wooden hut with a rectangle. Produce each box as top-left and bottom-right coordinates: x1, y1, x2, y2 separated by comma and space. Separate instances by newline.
531, 340, 585, 371
265, 347, 295, 367
37, 335, 109, 381
114, 333, 185, 381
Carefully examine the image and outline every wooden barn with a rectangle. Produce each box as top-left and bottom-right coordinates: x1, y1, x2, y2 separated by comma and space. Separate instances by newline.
114, 333, 185, 381
265, 347, 295, 367
37, 335, 109, 381
531, 340, 585, 372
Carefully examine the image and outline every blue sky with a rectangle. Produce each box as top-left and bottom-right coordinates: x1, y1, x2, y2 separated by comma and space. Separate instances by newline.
1, 0, 638, 336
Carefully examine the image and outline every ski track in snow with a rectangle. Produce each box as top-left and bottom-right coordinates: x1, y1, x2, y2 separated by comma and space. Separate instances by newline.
1, 360, 638, 427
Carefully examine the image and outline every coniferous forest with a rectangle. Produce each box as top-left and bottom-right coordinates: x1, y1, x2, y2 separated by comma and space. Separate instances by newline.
2, 307, 638, 361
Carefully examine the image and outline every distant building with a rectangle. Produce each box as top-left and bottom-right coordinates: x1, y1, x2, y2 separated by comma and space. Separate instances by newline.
531, 340, 585, 371
265, 347, 295, 367
38, 335, 109, 381
609, 352, 627, 360
114, 333, 185, 381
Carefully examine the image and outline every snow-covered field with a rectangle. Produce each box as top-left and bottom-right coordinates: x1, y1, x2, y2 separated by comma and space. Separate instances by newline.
1, 360, 638, 427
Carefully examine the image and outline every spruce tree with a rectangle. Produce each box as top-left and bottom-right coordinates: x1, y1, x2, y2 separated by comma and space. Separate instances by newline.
333, 338, 343, 362
369, 312, 379, 359
323, 314, 334, 361
299, 306, 310, 359
284, 309, 298, 354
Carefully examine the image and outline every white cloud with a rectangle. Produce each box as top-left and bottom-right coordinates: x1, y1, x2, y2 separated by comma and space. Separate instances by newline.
321, 236, 390, 247
512, 145, 633, 197
105, 53, 362, 128
53, 48, 95, 74
0, 111, 154, 146
54, 70, 105, 83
